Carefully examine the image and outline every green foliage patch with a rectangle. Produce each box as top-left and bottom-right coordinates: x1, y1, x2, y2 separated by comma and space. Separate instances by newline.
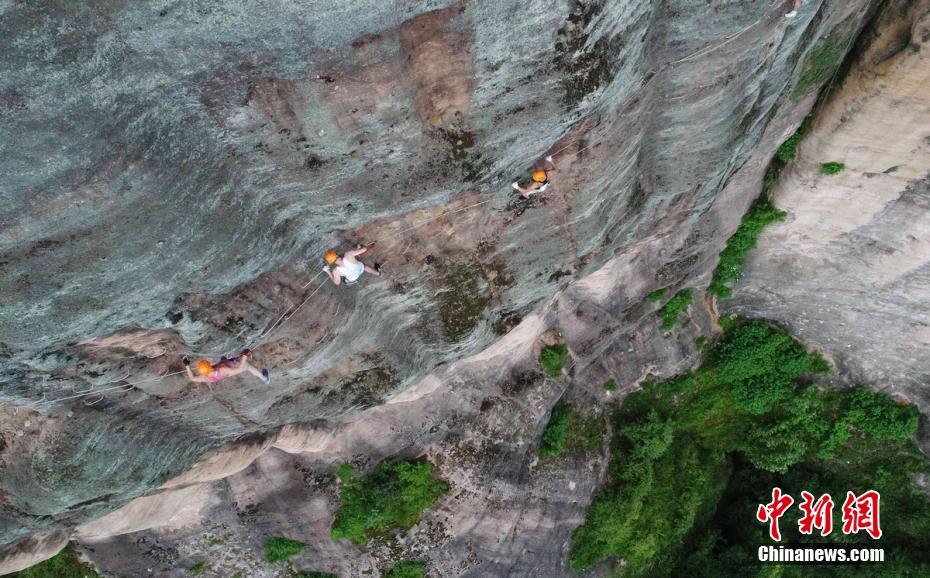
540, 402, 572, 458
569, 320, 930, 574
603, 379, 617, 391
264, 537, 304, 563
792, 29, 851, 101
331, 459, 448, 544
12, 547, 100, 578
820, 161, 845, 175
386, 561, 427, 578
540, 402, 605, 459
708, 201, 786, 298
190, 562, 209, 576
775, 115, 812, 166
647, 288, 667, 303
539, 344, 569, 377
657, 289, 692, 330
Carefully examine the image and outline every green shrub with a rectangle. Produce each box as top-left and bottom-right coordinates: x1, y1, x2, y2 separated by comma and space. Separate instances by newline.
602, 379, 617, 391
820, 161, 845, 175
709, 117, 805, 302
792, 29, 850, 101
539, 403, 605, 459
776, 133, 801, 164
11, 548, 100, 578
647, 288, 667, 303
540, 403, 572, 458
386, 561, 426, 578
570, 413, 728, 572
846, 387, 919, 442
775, 114, 812, 164
539, 344, 569, 377
190, 562, 209, 576
569, 319, 930, 573
657, 289, 692, 330
331, 460, 448, 544
264, 537, 304, 563
708, 200, 786, 298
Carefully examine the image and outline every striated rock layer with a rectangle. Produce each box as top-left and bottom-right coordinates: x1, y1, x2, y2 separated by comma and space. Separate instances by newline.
0, 0, 891, 574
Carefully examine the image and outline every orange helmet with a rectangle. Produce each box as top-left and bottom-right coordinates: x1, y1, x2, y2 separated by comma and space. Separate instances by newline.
324, 250, 338, 264
196, 360, 213, 376
531, 170, 548, 183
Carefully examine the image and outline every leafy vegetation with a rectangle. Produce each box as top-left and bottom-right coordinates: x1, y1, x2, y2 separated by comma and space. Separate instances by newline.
657, 289, 692, 330
331, 460, 448, 544
708, 200, 786, 298
647, 288, 667, 303
820, 161, 845, 175
264, 537, 304, 563
709, 114, 814, 300
540, 402, 605, 459
775, 115, 811, 164
190, 561, 209, 576
792, 29, 851, 101
539, 344, 569, 377
11, 547, 100, 578
540, 402, 572, 458
603, 379, 617, 391
386, 561, 427, 578
569, 320, 930, 575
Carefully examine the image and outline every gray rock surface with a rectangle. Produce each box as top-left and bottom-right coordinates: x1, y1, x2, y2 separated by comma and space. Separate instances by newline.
0, 0, 890, 574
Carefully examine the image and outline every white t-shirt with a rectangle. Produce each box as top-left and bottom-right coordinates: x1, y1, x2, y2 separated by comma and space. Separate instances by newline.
336, 260, 365, 282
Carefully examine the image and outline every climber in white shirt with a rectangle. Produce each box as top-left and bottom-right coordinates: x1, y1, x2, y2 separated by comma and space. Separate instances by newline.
322, 245, 382, 286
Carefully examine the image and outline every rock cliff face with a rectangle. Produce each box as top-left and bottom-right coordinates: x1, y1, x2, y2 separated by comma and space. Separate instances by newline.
731, 0, 930, 426
0, 0, 902, 575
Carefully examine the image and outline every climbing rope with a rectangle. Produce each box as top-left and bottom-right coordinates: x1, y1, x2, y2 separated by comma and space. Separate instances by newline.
32, 370, 185, 409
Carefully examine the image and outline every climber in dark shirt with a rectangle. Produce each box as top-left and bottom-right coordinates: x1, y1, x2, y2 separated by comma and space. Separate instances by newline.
512, 155, 558, 199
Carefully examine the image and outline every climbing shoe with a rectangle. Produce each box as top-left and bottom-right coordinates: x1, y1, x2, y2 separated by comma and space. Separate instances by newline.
261, 368, 270, 384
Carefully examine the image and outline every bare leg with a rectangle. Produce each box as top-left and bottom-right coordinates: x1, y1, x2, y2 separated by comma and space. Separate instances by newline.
216, 360, 266, 383
240, 359, 266, 381
364, 265, 381, 276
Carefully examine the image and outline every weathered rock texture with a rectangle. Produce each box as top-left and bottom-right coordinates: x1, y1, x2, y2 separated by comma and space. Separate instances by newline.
0, 0, 894, 575
731, 0, 930, 418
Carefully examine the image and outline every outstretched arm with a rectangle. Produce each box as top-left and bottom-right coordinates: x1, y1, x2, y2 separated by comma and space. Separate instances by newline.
185, 365, 208, 383
512, 181, 540, 198
545, 155, 558, 172
323, 266, 342, 286
345, 245, 372, 259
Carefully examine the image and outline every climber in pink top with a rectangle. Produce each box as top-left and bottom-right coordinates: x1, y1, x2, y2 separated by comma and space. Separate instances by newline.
183, 350, 270, 385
